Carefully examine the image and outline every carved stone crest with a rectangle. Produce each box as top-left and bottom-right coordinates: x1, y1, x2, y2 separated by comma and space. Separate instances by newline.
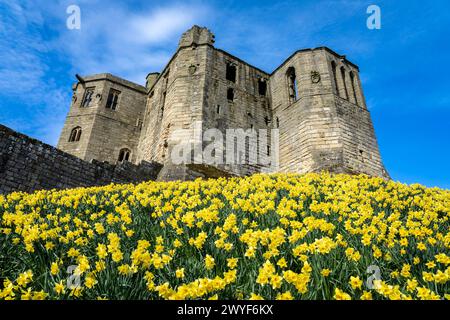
311, 71, 321, 84
188, 65, 197, 75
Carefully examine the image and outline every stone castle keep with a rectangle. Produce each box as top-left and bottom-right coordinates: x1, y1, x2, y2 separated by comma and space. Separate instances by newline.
57, 25, 388, 180
0, 26, 388, 193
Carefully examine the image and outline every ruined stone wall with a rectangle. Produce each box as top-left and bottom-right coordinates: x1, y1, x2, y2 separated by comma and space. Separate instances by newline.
0, 125, 161, 194
137, 28, 218, 182
328, 53, 388, 177
57, 74, 147, 165
202, 47, 272, 176
335, 97, 387, 177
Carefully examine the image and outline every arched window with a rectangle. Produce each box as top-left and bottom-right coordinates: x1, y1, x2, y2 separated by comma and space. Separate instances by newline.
331, 61, 339, 94
349, 71, 358, 105
81, 88, 94, 108
286, 67, 298, 103
118, 148, 131, 162
106, 89, 120, 110
340, 66, 349, 100
69, 127, 82, 142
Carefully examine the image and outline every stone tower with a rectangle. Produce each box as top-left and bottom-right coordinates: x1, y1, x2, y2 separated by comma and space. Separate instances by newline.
57, 74, 147, 164
58, 25, 389, 180
270, 48, 388, 177
135, 26, 216, 179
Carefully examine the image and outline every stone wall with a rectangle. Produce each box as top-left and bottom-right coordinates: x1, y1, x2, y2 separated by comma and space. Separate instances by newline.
203, 46, 273, 176
0, 125, 162, 194
136, 43, 208, 168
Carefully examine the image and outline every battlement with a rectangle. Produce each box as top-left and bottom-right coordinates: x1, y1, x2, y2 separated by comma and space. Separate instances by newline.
178, 25, 215, 48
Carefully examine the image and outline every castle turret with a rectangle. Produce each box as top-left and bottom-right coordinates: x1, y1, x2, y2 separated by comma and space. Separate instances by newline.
145, 72, 159, 91
57, 74, 147, 164
178, 25, 215, 48
136, 26, 213, 180
270, 47, 389, 178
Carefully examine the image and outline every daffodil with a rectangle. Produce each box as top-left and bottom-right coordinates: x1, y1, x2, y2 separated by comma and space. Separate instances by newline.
321, 269, 331, 277
54, 281, 65, 295
334, 288, 351, 300
205, 255, 215, 270
176, 268, 185, 279
349, 276, 363, 290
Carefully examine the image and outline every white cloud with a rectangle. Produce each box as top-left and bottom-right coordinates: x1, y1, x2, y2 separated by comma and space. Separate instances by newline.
127, 6, 206, 44
0, 0, 210, 145
58, 2, 210, 84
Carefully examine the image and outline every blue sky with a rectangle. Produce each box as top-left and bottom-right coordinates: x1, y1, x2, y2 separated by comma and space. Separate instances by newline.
0, 0, 449, 189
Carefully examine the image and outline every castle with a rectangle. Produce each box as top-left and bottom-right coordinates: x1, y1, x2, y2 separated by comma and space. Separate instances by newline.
57, 25, 389, 181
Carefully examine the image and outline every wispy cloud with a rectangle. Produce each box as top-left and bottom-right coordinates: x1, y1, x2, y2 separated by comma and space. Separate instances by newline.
56, 1, 210, 84
0, 0, 69, 145
0, 0, 210, 145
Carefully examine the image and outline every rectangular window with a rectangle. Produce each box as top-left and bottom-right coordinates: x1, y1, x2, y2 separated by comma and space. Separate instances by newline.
226, 63, 236, 83
136, 118, 143, 131
161, 91, 166, 117
227, 88, 234, 101
258, 79, 267, 96
81, 87, 94, 107
106, 89, 120, 110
